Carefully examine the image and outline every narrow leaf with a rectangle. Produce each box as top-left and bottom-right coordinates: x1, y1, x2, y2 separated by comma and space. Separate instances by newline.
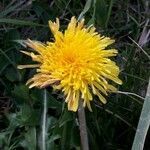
0, 1, 24, 17
24, 127, 37, 150
0, 18, 47, 27
78, 0, 92, 21
132, 79, 150, 150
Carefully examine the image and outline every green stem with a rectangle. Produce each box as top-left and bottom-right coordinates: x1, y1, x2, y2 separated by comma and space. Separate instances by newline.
41, 89, 47, 150
78, 100, 89, 150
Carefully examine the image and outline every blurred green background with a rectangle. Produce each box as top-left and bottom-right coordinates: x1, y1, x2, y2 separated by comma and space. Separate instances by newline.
0, 0, 149, 149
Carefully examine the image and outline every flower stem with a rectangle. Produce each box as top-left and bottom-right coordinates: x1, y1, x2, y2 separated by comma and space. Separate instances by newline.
78, 100, 89, 150
41, 89, 47, 150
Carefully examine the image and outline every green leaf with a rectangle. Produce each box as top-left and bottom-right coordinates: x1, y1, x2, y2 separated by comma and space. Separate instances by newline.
0, 132, 7, 147
48, 134, 61, 144
47, 92, 62, 110
0, 48, 17, 69
24, 127, 37, 150
0, 55, 9, 75
78, 0, 92, 21
132, 79, 150, 150
105, 0, 114, 28
12, 85, 30, 104
61, 123, 70, 150
0, 19, 47, 27
0, 48, 21, 81
20, 105, 39, 126
3, 29, 20, 45
47, 116, 57, 130
59, 109, 74, 127
6, 113, 20, 133
0, 1, 24, 17
95, 0, 108, 27
32, 1, 52, 20
87, 0, 96, 26
5, 67, 20, 82
70, 125, 80, 148
30, 89, 62, 109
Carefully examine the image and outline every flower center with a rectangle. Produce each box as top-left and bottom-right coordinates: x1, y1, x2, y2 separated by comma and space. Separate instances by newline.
66, 55, 75, 63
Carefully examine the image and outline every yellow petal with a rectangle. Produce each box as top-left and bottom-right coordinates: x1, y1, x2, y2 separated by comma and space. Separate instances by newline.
49, 18, 60, 34
17, 64, 40, 69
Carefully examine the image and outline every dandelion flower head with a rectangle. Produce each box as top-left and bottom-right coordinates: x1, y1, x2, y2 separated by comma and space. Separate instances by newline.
18, 17, 122, 111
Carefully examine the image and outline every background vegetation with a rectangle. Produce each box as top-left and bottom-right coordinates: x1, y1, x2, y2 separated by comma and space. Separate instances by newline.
0, 0, 149, 149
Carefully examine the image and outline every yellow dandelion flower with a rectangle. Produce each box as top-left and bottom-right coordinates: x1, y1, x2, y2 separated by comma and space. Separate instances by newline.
18, 16, 122, 112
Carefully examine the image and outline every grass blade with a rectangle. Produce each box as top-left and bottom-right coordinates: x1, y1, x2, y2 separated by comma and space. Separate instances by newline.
132, 79, 150, 150
78, 0, 92, 21
0, 18, 47, 27
0, 1, 25, 17
105, 0, 114, 28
